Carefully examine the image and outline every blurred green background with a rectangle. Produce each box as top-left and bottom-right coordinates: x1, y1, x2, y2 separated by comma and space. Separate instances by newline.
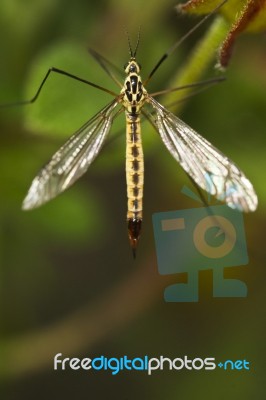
0, 0, 265, 399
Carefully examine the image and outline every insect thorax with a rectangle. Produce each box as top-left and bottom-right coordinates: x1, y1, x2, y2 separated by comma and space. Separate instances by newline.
120, 59, 147, 116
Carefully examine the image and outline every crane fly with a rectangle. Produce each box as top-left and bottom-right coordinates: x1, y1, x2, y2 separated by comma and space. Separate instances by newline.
4, 2, 258, 256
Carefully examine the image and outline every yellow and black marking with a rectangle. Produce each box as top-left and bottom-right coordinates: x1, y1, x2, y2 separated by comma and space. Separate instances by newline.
120, 59, 147, 256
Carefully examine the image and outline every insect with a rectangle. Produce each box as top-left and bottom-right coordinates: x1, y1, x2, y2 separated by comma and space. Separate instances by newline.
3, 3, 258, 256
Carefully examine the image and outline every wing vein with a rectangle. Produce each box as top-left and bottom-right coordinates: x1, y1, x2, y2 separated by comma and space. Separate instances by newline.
147, 96, 257, 212
23, 99, 120, 209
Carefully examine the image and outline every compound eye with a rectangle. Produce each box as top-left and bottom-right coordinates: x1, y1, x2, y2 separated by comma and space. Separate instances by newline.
129, 64, 137, 73
124, 62, 129, 71
138, 63, 142, 70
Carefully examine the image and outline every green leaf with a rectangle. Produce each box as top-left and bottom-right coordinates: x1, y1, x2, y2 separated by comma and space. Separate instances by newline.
23, 41, 116, 138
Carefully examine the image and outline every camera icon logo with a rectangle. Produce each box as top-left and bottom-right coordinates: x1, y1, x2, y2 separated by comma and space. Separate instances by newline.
153, 203, 249, 302
193, 214, 236, 259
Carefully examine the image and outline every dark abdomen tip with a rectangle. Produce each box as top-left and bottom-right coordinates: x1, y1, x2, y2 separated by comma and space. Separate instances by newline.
127, 218, 142, 258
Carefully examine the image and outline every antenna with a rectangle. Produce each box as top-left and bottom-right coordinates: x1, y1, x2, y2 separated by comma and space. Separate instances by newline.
133, 26, 141, 58
125, 29, 134, 58
125, 27, 142, 59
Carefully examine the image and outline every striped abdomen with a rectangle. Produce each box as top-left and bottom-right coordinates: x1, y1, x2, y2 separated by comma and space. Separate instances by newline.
126, 114, 144, 256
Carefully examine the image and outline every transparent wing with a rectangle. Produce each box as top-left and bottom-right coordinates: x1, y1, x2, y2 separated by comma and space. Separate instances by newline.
23, 99, 120, 210
148, 97, 258, 212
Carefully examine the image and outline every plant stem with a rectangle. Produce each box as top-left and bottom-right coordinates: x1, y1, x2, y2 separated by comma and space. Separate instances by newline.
163, 16, 229, 112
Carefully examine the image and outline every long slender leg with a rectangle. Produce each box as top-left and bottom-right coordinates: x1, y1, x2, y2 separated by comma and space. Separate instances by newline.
0, 67, 117, 108
144, 0, 227, 84
88, 48, 123, 88
149, 76, 225, 97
